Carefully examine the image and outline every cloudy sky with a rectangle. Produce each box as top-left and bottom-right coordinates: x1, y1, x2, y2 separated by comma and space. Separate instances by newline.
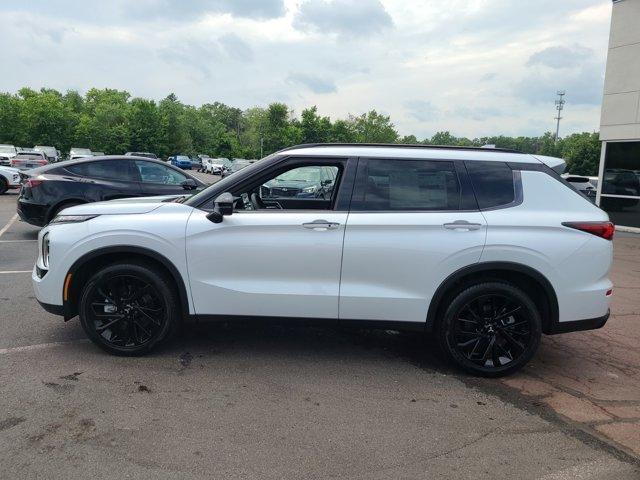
1, 0, 613, 139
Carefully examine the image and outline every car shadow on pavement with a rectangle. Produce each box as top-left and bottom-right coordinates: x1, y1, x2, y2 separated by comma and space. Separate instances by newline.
166, 321, 455, 375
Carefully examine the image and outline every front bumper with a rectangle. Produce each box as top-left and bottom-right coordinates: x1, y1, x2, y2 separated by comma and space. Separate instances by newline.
547, 310, 610, 334
37, 299, 65, 316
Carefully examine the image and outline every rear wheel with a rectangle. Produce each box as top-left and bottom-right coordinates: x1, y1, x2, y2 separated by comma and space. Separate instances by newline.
437, 282, 541, 377
0, 177, 8, 195
78, 262, 180, 356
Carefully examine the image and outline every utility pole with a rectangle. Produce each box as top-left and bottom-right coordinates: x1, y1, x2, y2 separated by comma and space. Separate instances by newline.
260, 137, 264, 158
554, 90, 565, 143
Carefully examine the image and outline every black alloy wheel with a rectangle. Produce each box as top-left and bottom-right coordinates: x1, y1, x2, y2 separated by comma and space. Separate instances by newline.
79, 263, 179, 355
438, 282, 541, 377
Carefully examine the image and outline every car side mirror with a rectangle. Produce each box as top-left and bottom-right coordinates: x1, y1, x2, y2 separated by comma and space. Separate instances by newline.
206, 192, 234, 223
321, 179, 332, 186
182, 179, 197, 190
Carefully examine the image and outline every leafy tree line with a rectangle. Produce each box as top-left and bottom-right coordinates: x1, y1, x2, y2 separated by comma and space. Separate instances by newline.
0, 87, 601, 175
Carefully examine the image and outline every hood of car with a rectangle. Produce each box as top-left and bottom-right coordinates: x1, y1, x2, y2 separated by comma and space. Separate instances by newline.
62, 199, 169, 216
0, 166, 20, 175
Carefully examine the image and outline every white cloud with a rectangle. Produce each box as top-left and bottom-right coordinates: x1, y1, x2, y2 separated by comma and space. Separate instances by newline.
294, 0, 393, 37
0, 0, 613, 139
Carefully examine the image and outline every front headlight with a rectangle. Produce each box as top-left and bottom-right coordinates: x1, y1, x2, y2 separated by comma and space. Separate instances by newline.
302, 185, 318, 193
42, 232, 50, 268
49, 214, 99, 225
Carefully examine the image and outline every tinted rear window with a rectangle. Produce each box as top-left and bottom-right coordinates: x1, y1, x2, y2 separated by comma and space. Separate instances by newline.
66, 160, 133, 181
466, 161, 515, 209
352, 159, 461, 211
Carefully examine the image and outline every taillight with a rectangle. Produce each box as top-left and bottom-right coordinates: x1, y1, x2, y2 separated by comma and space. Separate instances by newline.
25, 179, 43, 188
562, 221, 615, 240
38, 159, 47, 165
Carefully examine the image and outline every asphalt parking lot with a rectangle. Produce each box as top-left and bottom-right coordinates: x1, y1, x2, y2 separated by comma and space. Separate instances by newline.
1, 172, 639, 479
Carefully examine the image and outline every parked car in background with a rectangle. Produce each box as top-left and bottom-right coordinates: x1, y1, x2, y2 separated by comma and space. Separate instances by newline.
221, 158, 252, 178
10, 151, 49, 170
562, 174, 597, 203
34, 146, 59, 163
191, 156, 203, 172
92, 151, 105, 156
0, 165, 21, 194
17, 156, 208, 227
204, 157, 226, 175
0, 144, 18, 165
125, 152, 158, 159
69, 147, 93, 160
169, 155, 193, 170
32, 144, 614, 377
261, 165, 337, 200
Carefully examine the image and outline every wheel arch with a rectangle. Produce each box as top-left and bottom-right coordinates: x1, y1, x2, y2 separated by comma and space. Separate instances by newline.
46, 197, 87, 223
426, 261, 559, 334
63, 246, 190, 320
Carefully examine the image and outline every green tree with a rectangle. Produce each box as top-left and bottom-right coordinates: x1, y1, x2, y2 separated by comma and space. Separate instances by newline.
349, 110, 398, 143
0, 93, 22, 145
158, 93, 191, 157
299, 106, 332, 144
127, 98, 161, 153
560, 132, 601, 175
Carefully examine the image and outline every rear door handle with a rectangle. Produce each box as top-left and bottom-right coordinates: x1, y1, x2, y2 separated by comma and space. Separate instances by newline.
443, 220, 483, 231
302, 219, 340, 230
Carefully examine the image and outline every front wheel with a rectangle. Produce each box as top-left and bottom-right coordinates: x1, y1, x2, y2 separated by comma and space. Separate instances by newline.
78, 263, 180, 356
437, 282, 541, 377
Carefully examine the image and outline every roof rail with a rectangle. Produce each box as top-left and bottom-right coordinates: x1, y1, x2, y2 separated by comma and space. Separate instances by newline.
277, 143, 520, 154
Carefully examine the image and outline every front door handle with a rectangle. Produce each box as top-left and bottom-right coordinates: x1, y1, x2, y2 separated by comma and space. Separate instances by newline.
302, 219, 340, 230
443, 220, 483, 231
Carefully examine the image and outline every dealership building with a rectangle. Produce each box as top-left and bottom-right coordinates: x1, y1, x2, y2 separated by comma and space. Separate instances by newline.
598, 0, 640, 230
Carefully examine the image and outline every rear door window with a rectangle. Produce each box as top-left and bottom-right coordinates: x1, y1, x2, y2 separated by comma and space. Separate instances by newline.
465, 161, 515, 209
66, 160, 135, 181
351, 159, 461, 211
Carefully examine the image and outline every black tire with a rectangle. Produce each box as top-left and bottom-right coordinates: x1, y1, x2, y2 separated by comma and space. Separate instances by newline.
436, 282, 541, 377
78, 262, 180, 356
0, 177, 8, 195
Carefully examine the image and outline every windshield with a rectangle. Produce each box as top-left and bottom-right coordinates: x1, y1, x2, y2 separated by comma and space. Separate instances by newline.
184, 154, 275, 207
176, 155, 191, 161
71, 148, 92, 155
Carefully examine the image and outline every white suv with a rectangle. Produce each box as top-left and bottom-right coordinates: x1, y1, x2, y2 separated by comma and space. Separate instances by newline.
32, 144, 614, 376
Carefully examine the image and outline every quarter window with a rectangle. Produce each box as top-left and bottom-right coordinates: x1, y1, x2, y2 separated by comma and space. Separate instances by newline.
466, 161, 515, 209
352, 159, 461, 211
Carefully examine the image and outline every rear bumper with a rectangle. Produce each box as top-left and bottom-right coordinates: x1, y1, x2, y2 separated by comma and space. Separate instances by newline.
547, 310, 610, 334
17, 198, 48, 226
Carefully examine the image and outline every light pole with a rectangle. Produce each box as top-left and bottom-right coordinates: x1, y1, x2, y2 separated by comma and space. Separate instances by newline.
554, 91, 565, 143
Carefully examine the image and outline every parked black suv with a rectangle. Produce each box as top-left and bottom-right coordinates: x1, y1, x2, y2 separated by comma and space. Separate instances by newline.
17, 156, 208, 226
